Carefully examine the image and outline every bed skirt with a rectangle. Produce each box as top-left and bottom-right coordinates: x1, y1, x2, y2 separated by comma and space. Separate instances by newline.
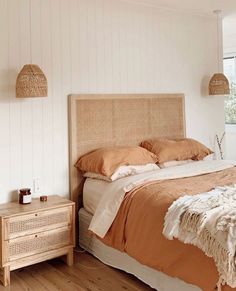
78, 208, 201, 291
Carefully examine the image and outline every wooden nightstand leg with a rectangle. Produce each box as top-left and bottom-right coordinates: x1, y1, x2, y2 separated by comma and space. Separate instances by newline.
66, 248, 74, 266
2, 266, 10, 286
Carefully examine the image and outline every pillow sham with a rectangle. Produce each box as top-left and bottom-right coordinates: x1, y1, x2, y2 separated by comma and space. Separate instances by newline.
158, 160, 193, 169
75, 146, 158, 177
203, 153, 214, 161
140, 138, 213, 163
83, 163, 160, 182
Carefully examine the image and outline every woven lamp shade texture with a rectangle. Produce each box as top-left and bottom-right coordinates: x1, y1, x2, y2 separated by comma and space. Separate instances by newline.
16, 64, 48, 98
209, 73, 230, 96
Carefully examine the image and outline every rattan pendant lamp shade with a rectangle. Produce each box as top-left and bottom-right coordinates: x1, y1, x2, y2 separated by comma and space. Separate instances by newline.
209, 73, 230, 95
16, 0, 47, 98
16, 64, 47, 98
209, 10, 230, 96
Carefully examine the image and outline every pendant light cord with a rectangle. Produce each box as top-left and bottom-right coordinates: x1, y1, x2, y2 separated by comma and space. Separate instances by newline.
217, 11, 220, 72
29, 0, 32, 64
214, 10, 222, 73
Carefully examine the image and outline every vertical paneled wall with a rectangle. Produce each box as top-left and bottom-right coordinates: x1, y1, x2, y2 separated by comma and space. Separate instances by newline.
0, 0, 224, 203
223, 17, 236, 54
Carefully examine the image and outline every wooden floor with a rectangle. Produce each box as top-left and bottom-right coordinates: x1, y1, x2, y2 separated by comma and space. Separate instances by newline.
0, 251, 154, 291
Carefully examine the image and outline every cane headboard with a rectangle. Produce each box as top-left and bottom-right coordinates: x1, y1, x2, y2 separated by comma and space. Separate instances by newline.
68, 93, 185, 209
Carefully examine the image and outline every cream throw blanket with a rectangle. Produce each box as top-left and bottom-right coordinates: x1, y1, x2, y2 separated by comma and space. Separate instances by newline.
163, 185, 236, 290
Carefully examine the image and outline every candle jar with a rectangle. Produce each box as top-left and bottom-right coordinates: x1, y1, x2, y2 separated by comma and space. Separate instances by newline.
19, 188, 32, 204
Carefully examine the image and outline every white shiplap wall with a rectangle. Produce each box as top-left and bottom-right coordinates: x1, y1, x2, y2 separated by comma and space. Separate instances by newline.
0, 0, 224, 203
223, 17, 236, 55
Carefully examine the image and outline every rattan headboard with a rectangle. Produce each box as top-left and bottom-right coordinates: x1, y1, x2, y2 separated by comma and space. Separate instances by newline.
68, 93, 185, 209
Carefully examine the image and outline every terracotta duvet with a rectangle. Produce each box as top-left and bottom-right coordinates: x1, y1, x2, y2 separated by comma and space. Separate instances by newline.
98, 166, 236, 291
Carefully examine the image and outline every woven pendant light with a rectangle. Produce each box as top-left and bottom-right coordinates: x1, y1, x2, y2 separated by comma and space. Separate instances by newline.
209, 10, 230, 96
16, 64, 47, 98
209, 73, 230, 95
16, 0, 48, 98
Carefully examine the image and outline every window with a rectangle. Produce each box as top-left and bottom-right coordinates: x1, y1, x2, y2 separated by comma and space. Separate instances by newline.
224, 56, 236, 124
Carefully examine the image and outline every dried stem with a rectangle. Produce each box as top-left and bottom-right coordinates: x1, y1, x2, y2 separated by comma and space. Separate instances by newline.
215, 132, 225, 160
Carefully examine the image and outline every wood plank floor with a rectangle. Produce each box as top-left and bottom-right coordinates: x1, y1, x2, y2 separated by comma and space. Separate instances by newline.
0, 251, 154, 291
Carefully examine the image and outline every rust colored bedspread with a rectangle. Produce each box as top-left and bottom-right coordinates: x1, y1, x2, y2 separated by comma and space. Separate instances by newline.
100, 167, 236, 291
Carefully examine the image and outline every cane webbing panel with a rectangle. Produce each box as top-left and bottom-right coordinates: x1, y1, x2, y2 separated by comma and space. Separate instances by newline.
68, 94, 185, 208
7, 209, 69, 239
8, 228, 71, 261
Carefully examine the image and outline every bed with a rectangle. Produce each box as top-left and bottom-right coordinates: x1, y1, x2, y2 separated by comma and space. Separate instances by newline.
68, 94, 236, 291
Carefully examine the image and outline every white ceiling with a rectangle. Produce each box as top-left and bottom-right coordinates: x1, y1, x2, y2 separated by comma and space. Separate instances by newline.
130, 0, 236, 17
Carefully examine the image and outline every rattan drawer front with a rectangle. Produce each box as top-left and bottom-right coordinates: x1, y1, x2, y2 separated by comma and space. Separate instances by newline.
5, 207, 72, 239
7, 226, 71, 261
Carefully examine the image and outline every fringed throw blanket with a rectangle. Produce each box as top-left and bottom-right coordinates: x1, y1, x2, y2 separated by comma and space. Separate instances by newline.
163, 185, 236, 290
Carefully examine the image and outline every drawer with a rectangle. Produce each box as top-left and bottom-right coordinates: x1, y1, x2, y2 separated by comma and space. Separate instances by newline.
4, 206, 72, 240
5, 226, 72, 262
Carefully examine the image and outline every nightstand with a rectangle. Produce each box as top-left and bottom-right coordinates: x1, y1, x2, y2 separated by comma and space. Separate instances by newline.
0, 195, 75, 286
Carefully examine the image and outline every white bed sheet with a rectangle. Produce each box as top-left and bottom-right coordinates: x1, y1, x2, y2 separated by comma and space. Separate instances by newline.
83, 178, 109, 215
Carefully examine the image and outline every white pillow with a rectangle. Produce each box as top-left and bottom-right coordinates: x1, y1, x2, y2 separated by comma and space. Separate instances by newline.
83, 163, 160, 182
158, 154, 215, 169
159, 160, 193, 169
203, 153, 214, 161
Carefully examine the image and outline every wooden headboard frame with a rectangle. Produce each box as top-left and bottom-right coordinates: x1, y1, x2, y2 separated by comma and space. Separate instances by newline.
68, 94, 186, 211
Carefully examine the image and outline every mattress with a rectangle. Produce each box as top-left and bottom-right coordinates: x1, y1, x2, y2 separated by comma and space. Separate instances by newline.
79, 208, 200, 291
83, 178, 107, 214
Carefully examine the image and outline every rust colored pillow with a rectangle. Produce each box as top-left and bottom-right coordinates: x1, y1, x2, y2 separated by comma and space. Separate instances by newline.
140, 138, 213, 164
75, 146, 158, 177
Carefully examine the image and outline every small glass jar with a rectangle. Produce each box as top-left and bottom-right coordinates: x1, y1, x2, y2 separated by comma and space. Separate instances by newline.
19, 188, 32, 204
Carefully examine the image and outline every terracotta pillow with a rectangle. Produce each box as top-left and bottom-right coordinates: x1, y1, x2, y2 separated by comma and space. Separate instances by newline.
75, 146, 158, 177
140, 138, 213, 164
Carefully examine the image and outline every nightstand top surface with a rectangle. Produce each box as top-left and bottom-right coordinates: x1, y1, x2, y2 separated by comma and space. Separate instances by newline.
0, 195, 74, 218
